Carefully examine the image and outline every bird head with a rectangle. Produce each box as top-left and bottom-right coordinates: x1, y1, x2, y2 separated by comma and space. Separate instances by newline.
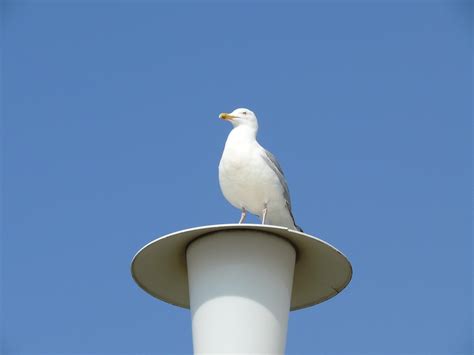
219, 108, 258, 130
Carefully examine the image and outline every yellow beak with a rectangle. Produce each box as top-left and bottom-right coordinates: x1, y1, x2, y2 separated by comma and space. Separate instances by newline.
219, 113, 237, 120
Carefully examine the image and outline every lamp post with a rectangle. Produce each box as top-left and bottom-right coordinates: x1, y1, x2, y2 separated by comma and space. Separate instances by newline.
132, 224, 352, 354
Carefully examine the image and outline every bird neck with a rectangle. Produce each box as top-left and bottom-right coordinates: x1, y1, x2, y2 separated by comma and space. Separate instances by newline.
231, 125, 258, 141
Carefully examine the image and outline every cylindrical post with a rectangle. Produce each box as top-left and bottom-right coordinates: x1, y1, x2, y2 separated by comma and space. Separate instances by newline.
186, 230, 296, 354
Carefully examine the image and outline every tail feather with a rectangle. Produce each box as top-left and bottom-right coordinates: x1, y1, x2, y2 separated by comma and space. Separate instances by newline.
287, 202, 303, 232
262, 202, 303, 232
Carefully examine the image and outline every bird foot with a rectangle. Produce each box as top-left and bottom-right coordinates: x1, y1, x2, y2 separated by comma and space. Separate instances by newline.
238, 208, 247, 224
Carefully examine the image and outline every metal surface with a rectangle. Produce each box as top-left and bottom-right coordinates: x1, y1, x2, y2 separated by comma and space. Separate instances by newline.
187, 231, 295, 354
131, 224, 352, 311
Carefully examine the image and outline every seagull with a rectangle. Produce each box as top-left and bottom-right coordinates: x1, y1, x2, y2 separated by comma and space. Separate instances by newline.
218, 108, 303, 232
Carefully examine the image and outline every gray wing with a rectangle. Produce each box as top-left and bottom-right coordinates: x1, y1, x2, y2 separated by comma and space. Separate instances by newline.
261, 149, 292, 208
261, 148, 303, 232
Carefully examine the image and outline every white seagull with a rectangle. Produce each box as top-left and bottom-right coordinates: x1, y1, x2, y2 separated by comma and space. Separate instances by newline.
218, 108, 302, 232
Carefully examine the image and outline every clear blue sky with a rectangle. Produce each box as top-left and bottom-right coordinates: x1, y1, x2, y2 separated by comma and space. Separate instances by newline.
2, 1, 472, 354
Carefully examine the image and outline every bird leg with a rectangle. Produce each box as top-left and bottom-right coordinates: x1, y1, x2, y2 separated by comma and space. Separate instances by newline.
261, 204, 268, 224
238, 207, 247, 224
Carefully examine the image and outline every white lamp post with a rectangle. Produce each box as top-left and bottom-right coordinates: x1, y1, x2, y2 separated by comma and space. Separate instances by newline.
132, 224, 352, 354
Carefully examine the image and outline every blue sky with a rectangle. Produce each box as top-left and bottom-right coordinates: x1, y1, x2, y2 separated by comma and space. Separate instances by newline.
2, 1, 472, 354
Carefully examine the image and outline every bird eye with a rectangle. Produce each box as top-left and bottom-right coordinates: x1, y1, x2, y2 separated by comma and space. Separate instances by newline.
243, 111, 247, 115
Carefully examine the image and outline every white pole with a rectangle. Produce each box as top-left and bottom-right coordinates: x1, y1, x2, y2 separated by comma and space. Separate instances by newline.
186, 230, 296, 354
